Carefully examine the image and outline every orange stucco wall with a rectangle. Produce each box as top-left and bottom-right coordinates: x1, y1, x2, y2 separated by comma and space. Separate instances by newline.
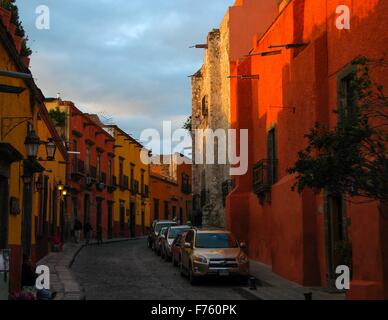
227, 0, 388, 299
150, 162, 192, 224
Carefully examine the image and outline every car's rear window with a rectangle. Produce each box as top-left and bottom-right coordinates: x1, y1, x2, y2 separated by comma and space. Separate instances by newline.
168, 227, 190, 239
195, 233, 238, 249
155, 222, 176, 233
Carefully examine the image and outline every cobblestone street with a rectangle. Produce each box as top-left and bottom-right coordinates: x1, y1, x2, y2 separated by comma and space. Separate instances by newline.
72, 239, 255, 300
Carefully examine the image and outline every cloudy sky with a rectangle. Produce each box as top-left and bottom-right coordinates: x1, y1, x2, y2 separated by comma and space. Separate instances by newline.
17, 0, 234, 153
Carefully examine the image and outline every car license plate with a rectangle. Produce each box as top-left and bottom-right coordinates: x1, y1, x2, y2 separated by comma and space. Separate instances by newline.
219, 270, 229, 276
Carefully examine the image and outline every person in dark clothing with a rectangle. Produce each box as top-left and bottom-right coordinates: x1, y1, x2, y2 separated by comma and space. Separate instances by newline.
83, 221, 93, 245
73, 218, 83, 243
97, 224, 103, 245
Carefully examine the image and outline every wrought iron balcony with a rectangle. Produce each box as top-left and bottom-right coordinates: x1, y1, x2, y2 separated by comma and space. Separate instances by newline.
108, 176, 117, 193
71, 159, 85, 181
90, 166, 97, 180
96, 172, 106, 191
142, 185, 149, 198
120, 175, 129, 190
181, 183, 192, 194
253, 159, 278, 196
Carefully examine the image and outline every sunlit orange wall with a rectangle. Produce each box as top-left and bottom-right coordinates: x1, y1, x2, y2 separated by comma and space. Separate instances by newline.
227, 0, 388, 299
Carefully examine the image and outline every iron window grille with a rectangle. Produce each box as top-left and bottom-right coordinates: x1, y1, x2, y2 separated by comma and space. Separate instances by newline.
253, 159, 278, 197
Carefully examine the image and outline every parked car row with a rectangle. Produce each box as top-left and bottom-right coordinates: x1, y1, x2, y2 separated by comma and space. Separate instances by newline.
148, 220, 250, 285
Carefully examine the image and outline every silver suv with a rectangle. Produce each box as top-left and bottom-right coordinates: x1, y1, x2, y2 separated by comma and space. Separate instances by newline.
180, 229, 249, 285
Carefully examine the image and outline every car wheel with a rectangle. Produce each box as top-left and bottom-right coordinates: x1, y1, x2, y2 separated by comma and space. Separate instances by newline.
189, 263, 198, 285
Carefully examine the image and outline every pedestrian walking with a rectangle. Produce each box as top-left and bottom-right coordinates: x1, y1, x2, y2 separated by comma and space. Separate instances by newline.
97, 224, 103, 246
73, 218, 83, 243
84, 221, 93, 245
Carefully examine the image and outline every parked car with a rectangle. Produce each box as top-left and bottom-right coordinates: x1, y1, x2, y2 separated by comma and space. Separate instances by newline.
180, 229, 249, 285
148, 220, 177, 250
155, 226, 169, 256
171, 232, 188, 267
161, 225, 191, 261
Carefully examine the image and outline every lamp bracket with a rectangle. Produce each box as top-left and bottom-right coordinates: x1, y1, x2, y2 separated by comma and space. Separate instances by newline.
1, 117, 32, 140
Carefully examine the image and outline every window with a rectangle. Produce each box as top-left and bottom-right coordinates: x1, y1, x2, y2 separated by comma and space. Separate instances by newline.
181, 173, 191, 194
108, 159, 112, 185
97, 153, 101, 179
119, 159, 124, 184
153, 199, 159, 220
73, 139, 78, 161
164, 201, 169, 220
267, 128, 277, 184
86, 145, 91, 174
339, 73, 357, 123
130, 165, 135, 191
120, 200, 125, 234
141, 170, 145, 195
195, 233, 238, 249
201, 96, 208, 117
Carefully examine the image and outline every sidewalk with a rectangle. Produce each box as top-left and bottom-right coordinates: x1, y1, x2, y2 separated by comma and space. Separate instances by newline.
38, 238, 132, 300
243, 260, 346, 300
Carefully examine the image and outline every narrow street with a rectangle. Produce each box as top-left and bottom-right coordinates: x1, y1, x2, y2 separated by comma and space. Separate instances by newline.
72, 240, 255, 300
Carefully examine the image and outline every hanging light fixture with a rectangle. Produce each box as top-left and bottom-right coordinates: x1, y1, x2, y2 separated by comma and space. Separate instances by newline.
45, 139, 57, 161
57, 182, 64, 192
24, 129, 41, 159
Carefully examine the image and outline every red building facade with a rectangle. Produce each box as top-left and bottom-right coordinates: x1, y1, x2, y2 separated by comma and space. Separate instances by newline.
226, 0, 388, 299
45, 100, 116, 240
150, 156, 193, 225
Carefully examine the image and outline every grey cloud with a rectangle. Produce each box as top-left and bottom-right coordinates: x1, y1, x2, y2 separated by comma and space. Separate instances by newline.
17, 0, 234, 139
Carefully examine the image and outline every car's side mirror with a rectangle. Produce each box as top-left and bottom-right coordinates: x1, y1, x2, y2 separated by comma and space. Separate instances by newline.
240, 242, 247, 249
184, 242, 192, 249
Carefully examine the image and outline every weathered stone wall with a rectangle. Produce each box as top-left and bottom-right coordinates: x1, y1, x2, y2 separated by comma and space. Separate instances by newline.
191, 23, 231, 228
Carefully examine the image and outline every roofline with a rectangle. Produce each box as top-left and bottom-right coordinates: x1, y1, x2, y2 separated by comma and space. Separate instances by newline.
105, 124, 146, 149
150, 172, 178, 186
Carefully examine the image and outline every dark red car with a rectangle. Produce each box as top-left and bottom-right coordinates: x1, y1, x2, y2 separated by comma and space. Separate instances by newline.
171, 231, 188, 267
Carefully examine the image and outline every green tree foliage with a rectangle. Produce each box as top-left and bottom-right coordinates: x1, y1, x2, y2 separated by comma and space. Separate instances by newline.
183, 116, 192, 134
288, 57, 388, 203
48, 107, 67, 127
1, 0, 32, 56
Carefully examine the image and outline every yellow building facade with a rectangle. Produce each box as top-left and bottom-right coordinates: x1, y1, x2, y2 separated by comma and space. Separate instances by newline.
105, 126, 151, 237
0, 15, 66, 295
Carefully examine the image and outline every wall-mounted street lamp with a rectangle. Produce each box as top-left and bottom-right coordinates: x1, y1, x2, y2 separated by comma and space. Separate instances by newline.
24, 129, 41, 160
57, 182, 68, 197
21, 175, 33, 185
35, 176, 43, 192
45, 139, 57, 161
57, 182, 64, 192
24, 128, 58, 162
